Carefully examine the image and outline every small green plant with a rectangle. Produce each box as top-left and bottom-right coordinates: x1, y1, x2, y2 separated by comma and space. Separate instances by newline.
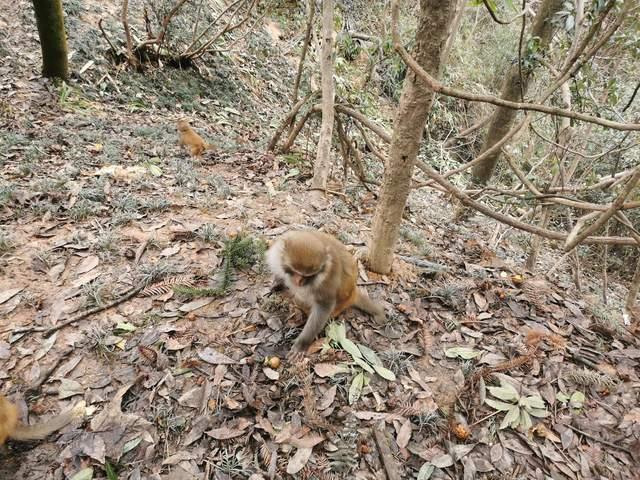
325, 323, 396, 404
196, 223, 220, 243
69, 199, 101, 221
557, 390, 586, 413
215, 233, 267, 293
0, 231, 14, 254
137, 261, 177, 286
485, 381, 550, 430
82, 281, 109, 308
173, 285, 219, 300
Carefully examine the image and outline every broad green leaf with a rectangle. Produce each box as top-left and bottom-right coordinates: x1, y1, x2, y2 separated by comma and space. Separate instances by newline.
335, 323, 347, 342
556, 392, 570, 403
417, 463, 435, 480
115, 321, 137, 332
325, 322, 342, 342
569, 391, 585, 409
445, 347, 482, 360
487, 384, 519, 402
500, 406, 520, 430
123, 436, 141, 454
358, 344, 383, 366
373, 364, 396, 381
519, 410, 532, 430
527, 408, 551, 418
70, 468, 94, 480
352, 355, 375, 374
485, 398, 515, 412
349, 372, 366, 404
149, 164, 162, 177
525, 395, 546, 409
340, 337, 364, 360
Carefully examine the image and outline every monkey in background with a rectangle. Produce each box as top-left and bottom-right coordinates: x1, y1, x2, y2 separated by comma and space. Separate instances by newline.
266, 230, 385, 355
177, 119, 212, 157
0, 395, 81, 445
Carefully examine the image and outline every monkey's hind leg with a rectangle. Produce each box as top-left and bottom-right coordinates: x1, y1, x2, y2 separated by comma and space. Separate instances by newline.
353, 289, 385, 325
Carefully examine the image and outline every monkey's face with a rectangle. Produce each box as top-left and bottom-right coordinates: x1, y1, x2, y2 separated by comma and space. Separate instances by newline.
282, 261, 325, 287
177, 120, 190, 132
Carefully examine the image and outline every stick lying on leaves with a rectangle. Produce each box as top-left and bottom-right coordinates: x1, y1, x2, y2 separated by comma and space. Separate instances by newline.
9, 284, 145, 341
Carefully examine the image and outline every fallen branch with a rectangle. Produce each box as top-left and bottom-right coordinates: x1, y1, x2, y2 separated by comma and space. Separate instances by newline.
11, 284, 145, 340
373, 424, 401, 480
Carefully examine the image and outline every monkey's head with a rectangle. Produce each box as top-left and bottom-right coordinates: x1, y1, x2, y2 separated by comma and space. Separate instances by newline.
177, 119, 190, 132
280, 232, 330, 287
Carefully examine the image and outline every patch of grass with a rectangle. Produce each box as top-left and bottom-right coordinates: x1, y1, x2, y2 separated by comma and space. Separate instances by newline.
0, 231, 15, 254
94, 227, 119, 258
173, 285, 219, 300
196, 223, 220, 243
141, 197, 170, 212
69, 199, 102, 221
137, 261, 178, 286
87, 324, 116, 359
175, 161, 198, 189
215, 448, 251, 477
412, 411, 443, 435
206, 175, 232, 198
400, 226, 431, 257
82, 280, 110, 308
30, 200, 61, 217
380, 350, 413, 376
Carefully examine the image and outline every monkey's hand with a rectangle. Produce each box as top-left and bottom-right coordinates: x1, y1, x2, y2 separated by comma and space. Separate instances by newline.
291, 300, 334, 354
269, 277, 286, 294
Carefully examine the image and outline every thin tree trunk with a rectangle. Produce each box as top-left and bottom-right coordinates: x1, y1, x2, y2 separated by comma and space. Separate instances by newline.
32, 0, 69, 79
291, 0, 315, 105
368, 0, 456, 274
311, 0, 335, 192
471, 0, 563, 185
442, 0, 465, 65
627, 256, 640, 313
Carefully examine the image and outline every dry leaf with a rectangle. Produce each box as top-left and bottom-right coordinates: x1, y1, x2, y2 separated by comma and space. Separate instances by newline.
76, 255, 99, 275
396, 418, 412, 449
198, 347, 236, 365
286, 447, 313, 475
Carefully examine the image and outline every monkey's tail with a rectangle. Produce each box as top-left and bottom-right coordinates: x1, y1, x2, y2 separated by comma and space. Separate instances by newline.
10, 401, 85, 441
353, 289, 385, 324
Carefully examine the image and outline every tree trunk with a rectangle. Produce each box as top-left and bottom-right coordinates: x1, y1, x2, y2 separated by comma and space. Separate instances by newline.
471, 0, 563, 185
311, 0, 335, 192
32, 0, 69, 79
627, 256, 640, 314
368, 0, 456, 274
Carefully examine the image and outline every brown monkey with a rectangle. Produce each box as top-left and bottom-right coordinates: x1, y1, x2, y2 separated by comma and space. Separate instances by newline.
177, 119, 211, 157
266, 230, 385, 354
0, 395, 81, 445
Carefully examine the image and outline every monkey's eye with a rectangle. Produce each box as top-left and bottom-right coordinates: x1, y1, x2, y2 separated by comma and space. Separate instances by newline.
284, 267, 294, 276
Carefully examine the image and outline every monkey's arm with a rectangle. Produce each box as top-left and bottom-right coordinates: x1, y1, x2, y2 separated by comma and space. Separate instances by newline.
292, 300, 335, 352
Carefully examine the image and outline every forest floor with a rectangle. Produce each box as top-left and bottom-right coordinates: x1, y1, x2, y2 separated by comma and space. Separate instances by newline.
1, 1, 639, 480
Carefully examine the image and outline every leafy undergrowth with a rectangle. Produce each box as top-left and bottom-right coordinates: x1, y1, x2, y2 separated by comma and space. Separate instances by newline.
1, 2, 639, 480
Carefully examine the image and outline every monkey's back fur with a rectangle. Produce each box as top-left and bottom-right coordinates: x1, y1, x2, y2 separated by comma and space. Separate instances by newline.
266, 230, 358, 316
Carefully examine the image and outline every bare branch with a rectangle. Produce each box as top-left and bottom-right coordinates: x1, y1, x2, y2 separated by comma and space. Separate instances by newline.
563, 167, 640, 251
390, 0, 639, 130
415, 160, 639, 246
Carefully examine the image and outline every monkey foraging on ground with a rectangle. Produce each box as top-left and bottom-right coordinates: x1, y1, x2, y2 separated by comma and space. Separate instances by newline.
0, 395, 81, 445
266, 230, 385, 355
177, 119, 211, 157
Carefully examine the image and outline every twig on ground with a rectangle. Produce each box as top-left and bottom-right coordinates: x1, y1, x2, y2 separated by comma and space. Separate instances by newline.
373, 424, 401, 480
11, 284, 145, 340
